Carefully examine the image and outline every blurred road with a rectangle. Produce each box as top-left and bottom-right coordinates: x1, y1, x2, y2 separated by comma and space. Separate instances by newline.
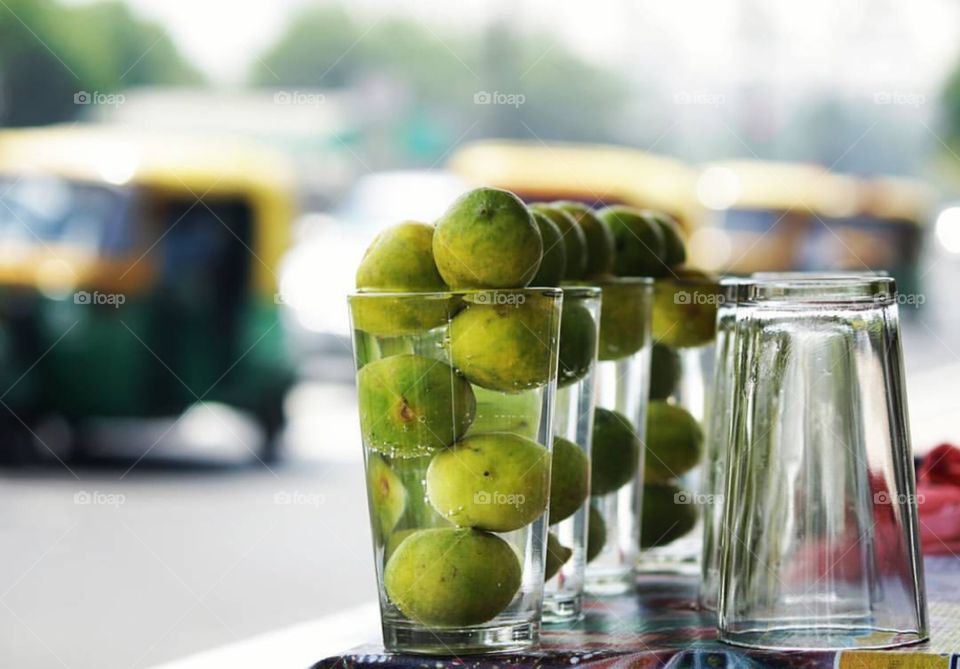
0, 382, 376, 669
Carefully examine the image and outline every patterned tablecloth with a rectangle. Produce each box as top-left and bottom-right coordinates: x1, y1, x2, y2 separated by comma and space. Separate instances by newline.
312, 557, 960, 669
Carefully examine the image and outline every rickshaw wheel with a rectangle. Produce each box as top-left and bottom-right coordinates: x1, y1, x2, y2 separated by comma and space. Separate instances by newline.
0, 417, 40, 465
257, 400, 286, 465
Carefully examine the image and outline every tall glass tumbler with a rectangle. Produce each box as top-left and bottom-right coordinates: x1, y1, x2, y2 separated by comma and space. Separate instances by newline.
718, 277, 927, 650
585, 278, 653, 596
702, 272, 890, 609
349, 288, 563, 654
699, 278, 748, 608
544, 287, 602, 622
699, 271, 886, 610
638, 274, 719, 574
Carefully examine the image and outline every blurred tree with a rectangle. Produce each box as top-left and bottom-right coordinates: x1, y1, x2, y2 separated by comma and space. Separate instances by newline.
251, 6, 358, 88
252, 7, 626, 167
476, 21, 624, 143
0, 0, 201, 126
781, 98, 931, 176
0, 0, 76, 125
56, 2, 201, 89
942, 62, 960, 150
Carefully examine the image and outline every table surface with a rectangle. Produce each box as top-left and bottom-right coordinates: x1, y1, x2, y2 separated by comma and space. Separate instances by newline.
313, 557, 960, 669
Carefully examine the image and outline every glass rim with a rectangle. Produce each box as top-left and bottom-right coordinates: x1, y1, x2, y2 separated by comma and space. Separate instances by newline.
655, 274, 719, 288
348, 286, 564, 300
719, 277, 754, 303
558, 284, 603, 299
589, 276, 655, 288
739, 276, 897, 305
750, 270, 891, 279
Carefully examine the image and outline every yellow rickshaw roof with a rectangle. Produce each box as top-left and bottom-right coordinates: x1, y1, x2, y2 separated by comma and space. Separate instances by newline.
0, 125, 295, 195
697, 161, 932, 226
447, 142, 933, 229
0, 125, 297, 293
448, 140, 700, 226
859, 176, 933, 223
696, 160, 863, 217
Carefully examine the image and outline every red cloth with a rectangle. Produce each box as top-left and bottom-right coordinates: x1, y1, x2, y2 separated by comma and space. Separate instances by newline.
917, 443, 960, 555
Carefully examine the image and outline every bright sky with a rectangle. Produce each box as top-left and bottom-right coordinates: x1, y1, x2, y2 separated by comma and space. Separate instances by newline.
63, 0, 960, 89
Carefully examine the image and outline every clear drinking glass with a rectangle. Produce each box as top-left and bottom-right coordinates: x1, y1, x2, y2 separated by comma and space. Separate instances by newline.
348, 288, 563, 654
638, 275, 719, 574
717, 277, 928, 650
701, 271, 891, 609
544, 287, 602, 622
699, 278, 747, 609
585, 278, 653, 595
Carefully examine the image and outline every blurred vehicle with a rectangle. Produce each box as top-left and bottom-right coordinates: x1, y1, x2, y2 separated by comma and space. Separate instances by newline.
277, 169, 469, 375
95, 86, 360, 213
696, 162, 932, 291
0, 126, 297, 462
693, 160, 860, 272
448, 141, 933, 290
448, 140, 701, 230
831, 176, 933, 297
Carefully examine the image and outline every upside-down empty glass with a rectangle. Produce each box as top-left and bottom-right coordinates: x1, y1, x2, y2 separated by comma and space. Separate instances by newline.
718, 277, 927, 650
701, 271, 893, 610
699, 278, 747, 608
585, 278, 653, 595
544, 286, 602, 622
349, 288, 562, 654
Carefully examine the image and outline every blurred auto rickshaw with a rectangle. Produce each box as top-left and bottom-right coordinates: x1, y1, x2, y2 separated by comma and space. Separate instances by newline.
833, 176, 932, 296
693, 160, 860, 272
449, 143, 932, 290
448, 140, 702, 231
696, 161, 931, 289
0, 126, 297, 462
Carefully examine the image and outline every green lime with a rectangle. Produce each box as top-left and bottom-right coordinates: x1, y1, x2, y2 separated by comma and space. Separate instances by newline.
641, 483, 698, 549
597, 205, 666, 278
433, 187, 542, 289
531, 203, 588, 280
549, 436, 589, 523
645, 401, 703, 483
529, 210, 566, 287
586, 505, 606, 563
545, 531, 573, 580
554, 201, 615, 277
644, 211, 686, 267
649, 343, 682, 401
591, 408, 640, 495
652, 276, 718, 348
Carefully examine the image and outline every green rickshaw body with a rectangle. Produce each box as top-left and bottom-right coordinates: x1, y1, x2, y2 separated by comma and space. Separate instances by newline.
0, 127, 297, 455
